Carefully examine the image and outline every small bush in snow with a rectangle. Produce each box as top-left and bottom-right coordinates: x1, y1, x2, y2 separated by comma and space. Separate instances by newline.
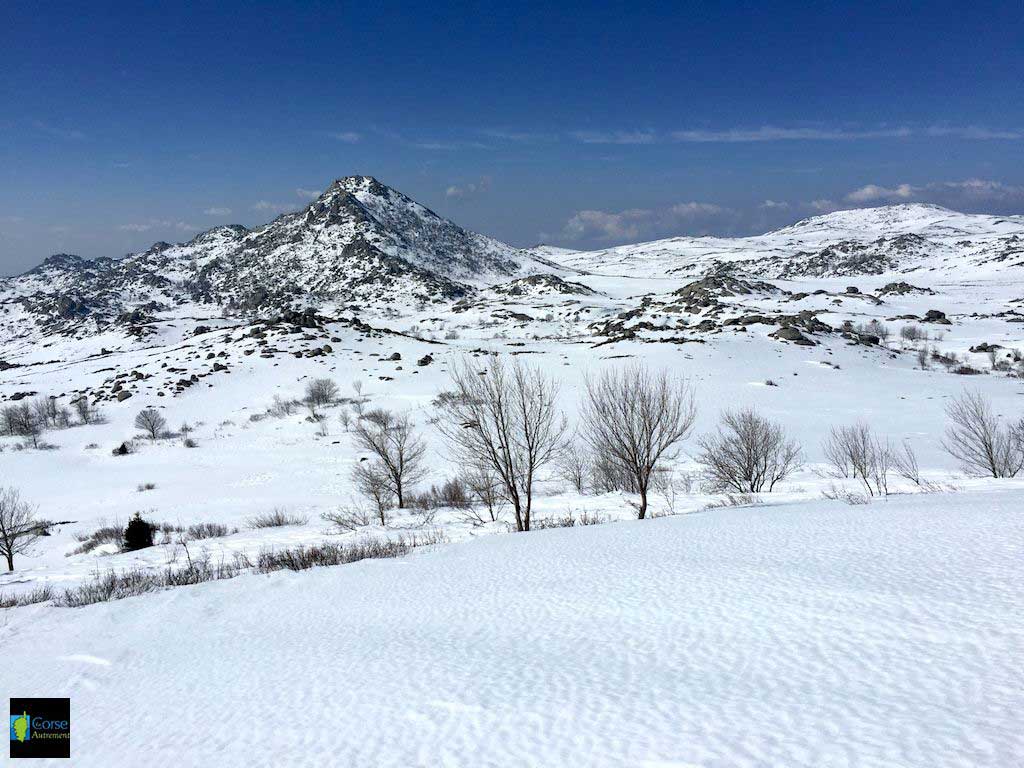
185, 522, 235, 540
942, 390, 1024, 478
246, 508, 308, 529
697, 408, 803, 494
304, 378, 339, 413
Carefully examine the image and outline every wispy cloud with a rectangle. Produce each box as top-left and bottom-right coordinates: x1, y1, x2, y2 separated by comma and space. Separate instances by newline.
569, 130, 658, 145
759, 200, 790, 210
671, 125, 913, 142
252, 200, 293, 214
480, 129, 557, 143
412, 139, 489, 151
326, 131, 361, 143
30, 119, 87, 140
926, 125, 1022, 140
203, 207, 232, 216
118, 219, 196, 233
845, 179, 1024, 204
557, 201, 732, 242
445, 176, 492, 200
295, 188, 322, 200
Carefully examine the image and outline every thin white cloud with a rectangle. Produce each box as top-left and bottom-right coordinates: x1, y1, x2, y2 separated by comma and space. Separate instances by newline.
445, 176, 492, 200
559, 201, 733, 242
327, 131, 361, 143
570, 130, 658, 145
295, 188, 322, 200
30, 119, 87, 140
808, 199, 838, 212
480, 129, 557, 143
759, 200, 790, 210
926, 125, 1022, 140
671, 126, 912, 142
844, 179, 1024, 205
118, 220, 196, 233
203, 207, 232, 216
252, 201, 293, 214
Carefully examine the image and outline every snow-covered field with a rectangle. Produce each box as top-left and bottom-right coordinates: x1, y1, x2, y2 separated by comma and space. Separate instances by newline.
2, 193, 1024, 764
3, 491, 1021, 767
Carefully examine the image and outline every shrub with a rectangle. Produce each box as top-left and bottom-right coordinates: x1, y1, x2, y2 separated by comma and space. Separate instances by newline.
822, 422, 894, 496
67, 525, 123, 556
942, 390, 1024, 477
697, 408, 803, 493
246, 508, 309, 529
304, 378, 339, 413
321, 505, 374, 532
185, 522, 234, 540
0, 584, 56, 609
122, 512, 155, 551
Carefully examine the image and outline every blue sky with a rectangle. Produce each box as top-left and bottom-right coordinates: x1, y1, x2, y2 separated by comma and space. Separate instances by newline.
2, 0, 1023, 273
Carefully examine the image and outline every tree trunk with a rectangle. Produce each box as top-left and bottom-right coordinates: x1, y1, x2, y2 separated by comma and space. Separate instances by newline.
638, 488, 648, 520
5, 552, 13, 572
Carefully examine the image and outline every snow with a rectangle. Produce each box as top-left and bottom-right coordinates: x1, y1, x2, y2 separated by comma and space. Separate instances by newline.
3, 490, 1022, 766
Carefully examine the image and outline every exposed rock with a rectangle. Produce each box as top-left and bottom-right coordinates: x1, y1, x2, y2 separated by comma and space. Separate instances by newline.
771, 326, 816, 346
877, 281, 935, 296
923, 309, 952, 324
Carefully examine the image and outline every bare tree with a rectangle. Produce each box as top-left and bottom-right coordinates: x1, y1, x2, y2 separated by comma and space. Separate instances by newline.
942, 390, 1024, 478
135, 408, 167, 441
556, 443, 590, 493
338, 406, 351, 432
893, 440, 922, 486
2, 403, 41, 444
351, 409, 427, 509
590, 453, 638, 494
435, 356, 567, 532
697, 408, 803, 493
916, 346, 931, 370
351, 461, 395, 525
304, 378, 339, 416
465, 466, 503, 523
0, 487, 41, 571
32, 396, 59, 428
581, 365, 696, 519
822, 422, 893, 496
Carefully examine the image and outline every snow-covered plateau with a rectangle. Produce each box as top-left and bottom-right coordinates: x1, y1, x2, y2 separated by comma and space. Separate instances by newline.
1, 177, 1022, 766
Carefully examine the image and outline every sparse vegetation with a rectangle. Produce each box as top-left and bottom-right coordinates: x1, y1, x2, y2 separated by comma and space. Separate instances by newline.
942, 390, 1023, 478
822, 423, 893, 496
247, 509, 309, 529
698, 408, 803, 493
